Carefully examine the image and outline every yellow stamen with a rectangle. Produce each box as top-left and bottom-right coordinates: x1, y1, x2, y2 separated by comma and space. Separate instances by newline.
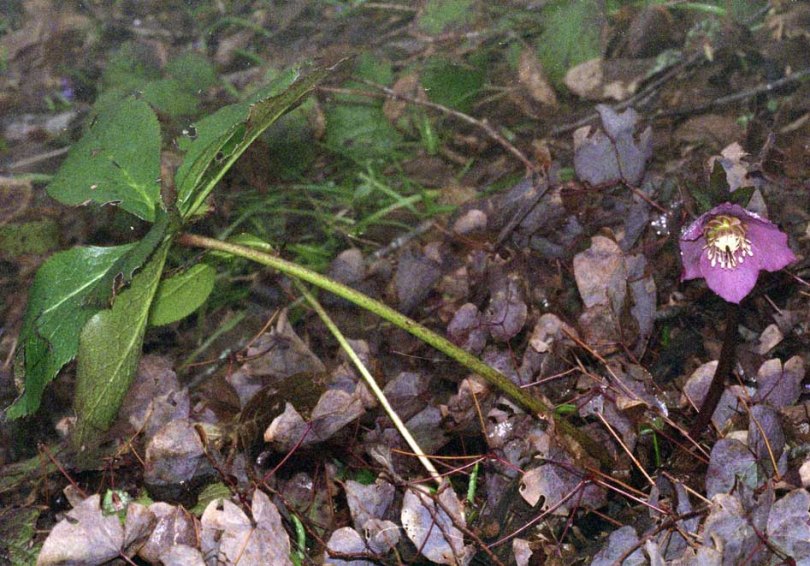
703, 215, 753, 269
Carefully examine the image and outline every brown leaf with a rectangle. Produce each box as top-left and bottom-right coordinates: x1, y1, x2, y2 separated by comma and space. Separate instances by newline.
144, 419, 210, 487
363, 518, 400, 554
138, 503, 198, 564
119, 355, 189, 440
201, 489, 292, 566
518, 49, 558, 107
37, 495, 125, 565
345, 478, 396, 530
401, 486, 474, 565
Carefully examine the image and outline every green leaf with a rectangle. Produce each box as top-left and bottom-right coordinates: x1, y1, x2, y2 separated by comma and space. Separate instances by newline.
325, 104, 403, 161
73, 242, 170, 448
5, 244, 135, 419
166, 51, 218, 92
418, 0, 476, 35
47, 96, 162, 222
84, 207, 171, 307
421, 57, 484, 114
102, 42, 161, 92
150, 263, 216, 326
174, 65, 330, 219
537, 0, 603, 84
0, 506, 41, 565
141, 78, 199, 117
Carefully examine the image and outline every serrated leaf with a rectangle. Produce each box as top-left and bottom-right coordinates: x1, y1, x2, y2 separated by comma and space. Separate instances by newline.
73, 242, 170, 449
5, 245, 135, 419
149, 263, 216, 326
175, 65, 330, 219
47, 96, 162, 222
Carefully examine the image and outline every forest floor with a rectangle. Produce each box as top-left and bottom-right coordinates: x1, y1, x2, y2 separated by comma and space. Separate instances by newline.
1, 1, 810, 565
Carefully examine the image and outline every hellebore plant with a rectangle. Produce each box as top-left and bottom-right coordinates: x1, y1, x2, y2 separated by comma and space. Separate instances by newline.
680, 203, 796, 304
680, 202, 796, 437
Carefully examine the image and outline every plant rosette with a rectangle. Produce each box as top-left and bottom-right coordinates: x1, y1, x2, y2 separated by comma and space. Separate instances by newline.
680, 202, 796, 303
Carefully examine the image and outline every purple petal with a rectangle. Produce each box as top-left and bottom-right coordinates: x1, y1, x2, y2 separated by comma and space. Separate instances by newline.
699, 252, 759, 304
680, 211, 710, 241
680, 238, 706, 281
746, 221, 796, 273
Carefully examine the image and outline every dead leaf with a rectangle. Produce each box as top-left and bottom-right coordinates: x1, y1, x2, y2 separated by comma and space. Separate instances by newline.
363, 518, 400, 554
485, 272, 528, 342
395, 249, 442, 313
573, 105, 652, 186
753, 356, 804, 408
518, 49, 558, 107
138, 502, 198, 564
37, 495, 129, 565
144, 419, 210, 487
754, 324, 784, 355
447, 303, 488, 354
519, 448, 607, 514
564, 58, 654, 101
345, 478, 395, 530
159, 544, 206, 566
231, 311, 326, 407
119, 355, 189, 440
201, 489, 291, 566
324, 526, 375, 566
401, 486, 474, 566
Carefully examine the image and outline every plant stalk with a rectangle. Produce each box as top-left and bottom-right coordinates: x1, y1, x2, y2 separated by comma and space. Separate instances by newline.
176, 232, 613, 468
688, 302, 740, 439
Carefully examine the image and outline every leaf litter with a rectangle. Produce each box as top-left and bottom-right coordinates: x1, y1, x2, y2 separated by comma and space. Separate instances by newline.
2, 1, 810, 565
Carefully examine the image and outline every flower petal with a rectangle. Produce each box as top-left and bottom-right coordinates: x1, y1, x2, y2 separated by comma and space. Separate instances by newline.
746, 221, 796, 273
680, 238, 706, 281
699, 251, 759, 304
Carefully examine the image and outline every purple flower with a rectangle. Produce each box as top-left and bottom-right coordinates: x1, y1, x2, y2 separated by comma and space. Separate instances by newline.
680, 203, 796, 303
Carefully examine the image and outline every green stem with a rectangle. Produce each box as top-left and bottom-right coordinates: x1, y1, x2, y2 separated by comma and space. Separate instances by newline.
293, 279, 442, 485
176, 232, 613, 468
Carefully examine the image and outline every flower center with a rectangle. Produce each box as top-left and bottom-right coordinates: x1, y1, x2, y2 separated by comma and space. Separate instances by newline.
703, 214, 753, 269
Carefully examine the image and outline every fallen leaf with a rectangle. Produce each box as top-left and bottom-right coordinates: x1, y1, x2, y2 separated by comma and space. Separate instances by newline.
138, 502, 198, 564
363, 518, 400, 554
345, 478, 395, 530
518, 447, 606, 514
38, 495, 126, 565
518, 49, 558, 107
200, 489, 291, 566
590, 525, 645, 566
144, 419, 210, 487
753, 356, 804, 408
447, 303, 488, 354
395, 249, 442, 313
573, 105, 652, 186
485, 272, 528, 342
159, 544, 206, 566
702, 494, 763, 564
767, 489, 810, 561
705, 438, 758, 498
401, 486, 473, 565
324, 526, 375, 566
